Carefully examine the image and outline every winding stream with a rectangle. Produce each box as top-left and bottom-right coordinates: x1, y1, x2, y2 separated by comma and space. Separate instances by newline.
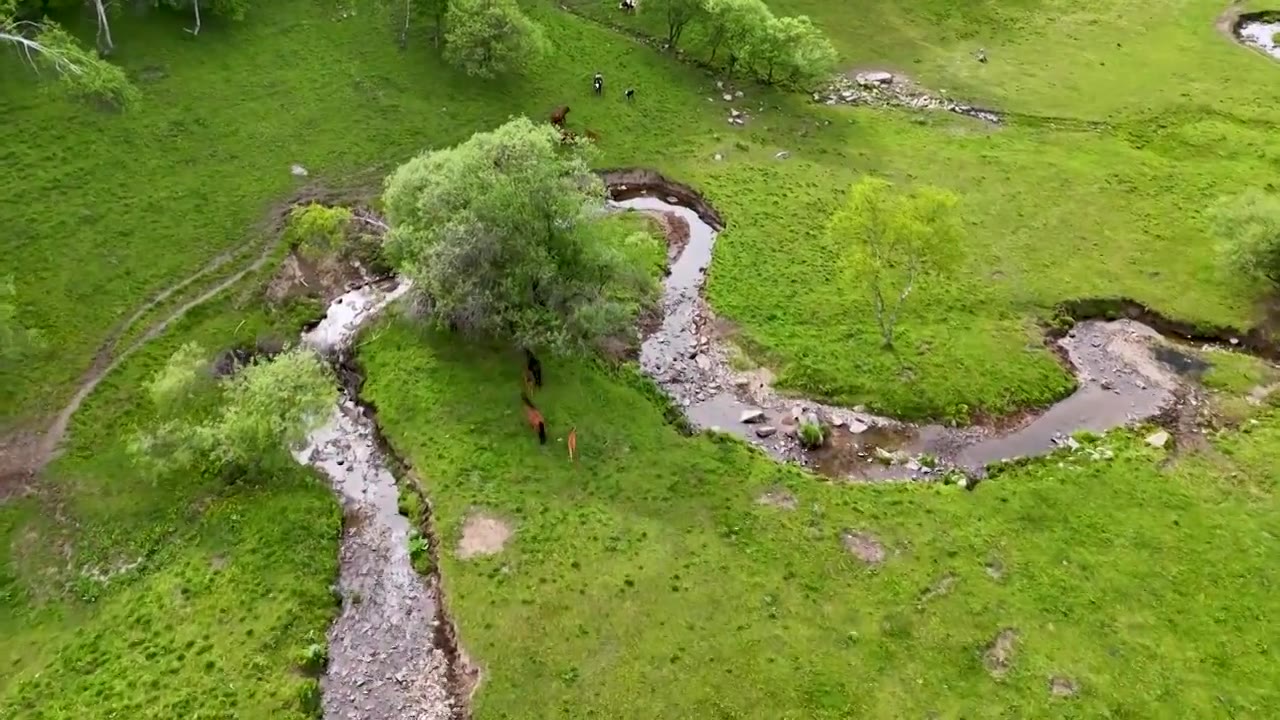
293, 280, 461, 720
612, 190, 1209, 480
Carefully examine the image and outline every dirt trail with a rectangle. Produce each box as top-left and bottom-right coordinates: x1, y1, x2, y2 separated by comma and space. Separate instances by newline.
0, 234, 281, 496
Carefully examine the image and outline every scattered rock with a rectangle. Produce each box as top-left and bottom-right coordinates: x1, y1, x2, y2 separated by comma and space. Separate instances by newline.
734, 90, 743, 98
290, 163, 309, 177
1100, 378, 1114, 390
457, 513, 513, 559
983, 628, 1018, 678
774, 151, 790, 160
730, 108, 741, 117
740, 409, 766, 424
1049, 676, 1079, 698
713, 153, 723, 161
840, 530, 886, 565
755, 425, 777, 438
756, 489, 797, 510
846, 419, 869, 434
1145, 430, 1170, 448
985, 558, 1005, 580
855, 71, 894, 86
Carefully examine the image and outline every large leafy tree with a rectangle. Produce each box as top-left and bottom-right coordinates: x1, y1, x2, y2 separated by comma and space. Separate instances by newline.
655, 0, 701, 49
383, 116, 657, 353
828, 177, 962, 349
442, 0, 543, 78
750, 15, 835, 85
132, 345, 336, 478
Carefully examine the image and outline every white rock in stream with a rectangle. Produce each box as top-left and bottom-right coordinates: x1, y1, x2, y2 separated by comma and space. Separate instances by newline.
302, 281, 413, 353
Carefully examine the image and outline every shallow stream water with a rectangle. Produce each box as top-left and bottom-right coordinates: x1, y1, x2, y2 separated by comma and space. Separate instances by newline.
293, 280, 456, 720
1238, 20, 1280, 59
613, 195, 1194, 479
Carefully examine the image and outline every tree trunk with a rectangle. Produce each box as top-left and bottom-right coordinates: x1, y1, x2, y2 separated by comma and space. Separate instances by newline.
91, 0, 114, 56
399, 0, 412, 49
188, 0, 201, 36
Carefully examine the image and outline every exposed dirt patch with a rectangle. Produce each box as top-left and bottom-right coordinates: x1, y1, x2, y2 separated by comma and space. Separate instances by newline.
457, 513, 513, 559
755, 488, 798, 510
985, 558, 1006, 580
1049, 675, 1080, 698
1217, 2, 1245, 38
983, 628, 1019, 678
918, 574, 958, 604
840, 530, 887, 565
0, 430, 42, 500
209, 554, 229, 572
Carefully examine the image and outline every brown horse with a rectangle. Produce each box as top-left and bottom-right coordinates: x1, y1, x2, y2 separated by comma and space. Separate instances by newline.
521, 392, 547, 445
550, 105, 570, 127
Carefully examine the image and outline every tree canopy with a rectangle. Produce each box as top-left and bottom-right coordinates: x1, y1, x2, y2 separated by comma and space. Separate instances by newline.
0, 0, 135, 105
383, 116, 657, 353
443, 0, 544, 78
828, 177, 962, 349
132, 345, 336, 478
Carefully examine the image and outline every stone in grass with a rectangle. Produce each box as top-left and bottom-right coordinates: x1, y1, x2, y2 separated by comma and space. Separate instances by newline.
983, 628, 1018, 678
1145, 430, 1170, 448
290, 163, 309, 178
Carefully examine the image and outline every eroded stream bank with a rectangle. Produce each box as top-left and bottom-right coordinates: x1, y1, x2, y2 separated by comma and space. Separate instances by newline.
295, 280, 474, 720
604, 169, 1275, 481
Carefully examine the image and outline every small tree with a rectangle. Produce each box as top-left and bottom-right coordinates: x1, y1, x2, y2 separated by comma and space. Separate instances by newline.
779, 16, 835, 85
443, 0, 543, 78
153, 0, 252, 36
1, 1, 134, 105
701, 0, 768, 74
828, 177, 961, 349
284, 203, 354, 255
655, 0, 701, 49
1210, 189, 1280, 287
383, 117, 657, 353
132, 345, 336, 478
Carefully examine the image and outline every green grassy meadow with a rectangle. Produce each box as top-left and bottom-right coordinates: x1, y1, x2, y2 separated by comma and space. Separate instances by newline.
361, 317, 1280, 718
2, 0, 1280, 716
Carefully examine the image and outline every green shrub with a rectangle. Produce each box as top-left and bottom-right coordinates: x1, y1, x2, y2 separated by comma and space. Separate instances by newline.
297, 678, 322, 717
297, 643, 328, 675
1272, 30, 1280, 46
408, 531, 434, 575
798, 420, 825, 449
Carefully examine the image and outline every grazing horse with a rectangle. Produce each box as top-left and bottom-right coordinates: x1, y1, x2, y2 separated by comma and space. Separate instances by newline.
524, 349, 543, 388
567, 427, 577, 461
593, 73, 603, 95
624, 88, 635, 101
521, 392, 547, 445
550, 105, 570, 127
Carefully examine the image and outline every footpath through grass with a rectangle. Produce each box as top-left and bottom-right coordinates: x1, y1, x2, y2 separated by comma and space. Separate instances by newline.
362, 316, 1280, 718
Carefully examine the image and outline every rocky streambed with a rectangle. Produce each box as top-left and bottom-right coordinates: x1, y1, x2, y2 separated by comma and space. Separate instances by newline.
607, 174, 1254, 481
294, 279, 471, 720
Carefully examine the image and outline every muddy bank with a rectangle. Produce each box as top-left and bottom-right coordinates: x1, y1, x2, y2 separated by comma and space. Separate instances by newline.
296, 280, 474, 720
606, 171, 1273, 480
1231, 10, 1280, 59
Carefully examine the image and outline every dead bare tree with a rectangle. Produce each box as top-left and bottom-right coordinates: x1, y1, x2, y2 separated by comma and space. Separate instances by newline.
90, 0, 114, 55
398, 0, 411, 48
187, 0, 201, 36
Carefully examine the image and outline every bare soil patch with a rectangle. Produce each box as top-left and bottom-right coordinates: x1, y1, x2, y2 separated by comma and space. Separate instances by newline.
458, 513, 513, 559
918, 574, 957, 604
840, 530, 886, 565
983, 628, 1019, 678
755, 488, 797, 510
1049, 675, 1080, 698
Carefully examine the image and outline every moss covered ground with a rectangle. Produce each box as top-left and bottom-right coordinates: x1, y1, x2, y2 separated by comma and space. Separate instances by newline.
2, 0, 1279, 716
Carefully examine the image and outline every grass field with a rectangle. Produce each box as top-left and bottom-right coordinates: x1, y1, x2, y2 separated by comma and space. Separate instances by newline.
2, 0, 1280, 716
361, 317, 1280, 718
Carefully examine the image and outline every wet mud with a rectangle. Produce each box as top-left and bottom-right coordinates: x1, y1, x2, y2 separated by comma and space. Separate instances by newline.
604, 170, 1275, 481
